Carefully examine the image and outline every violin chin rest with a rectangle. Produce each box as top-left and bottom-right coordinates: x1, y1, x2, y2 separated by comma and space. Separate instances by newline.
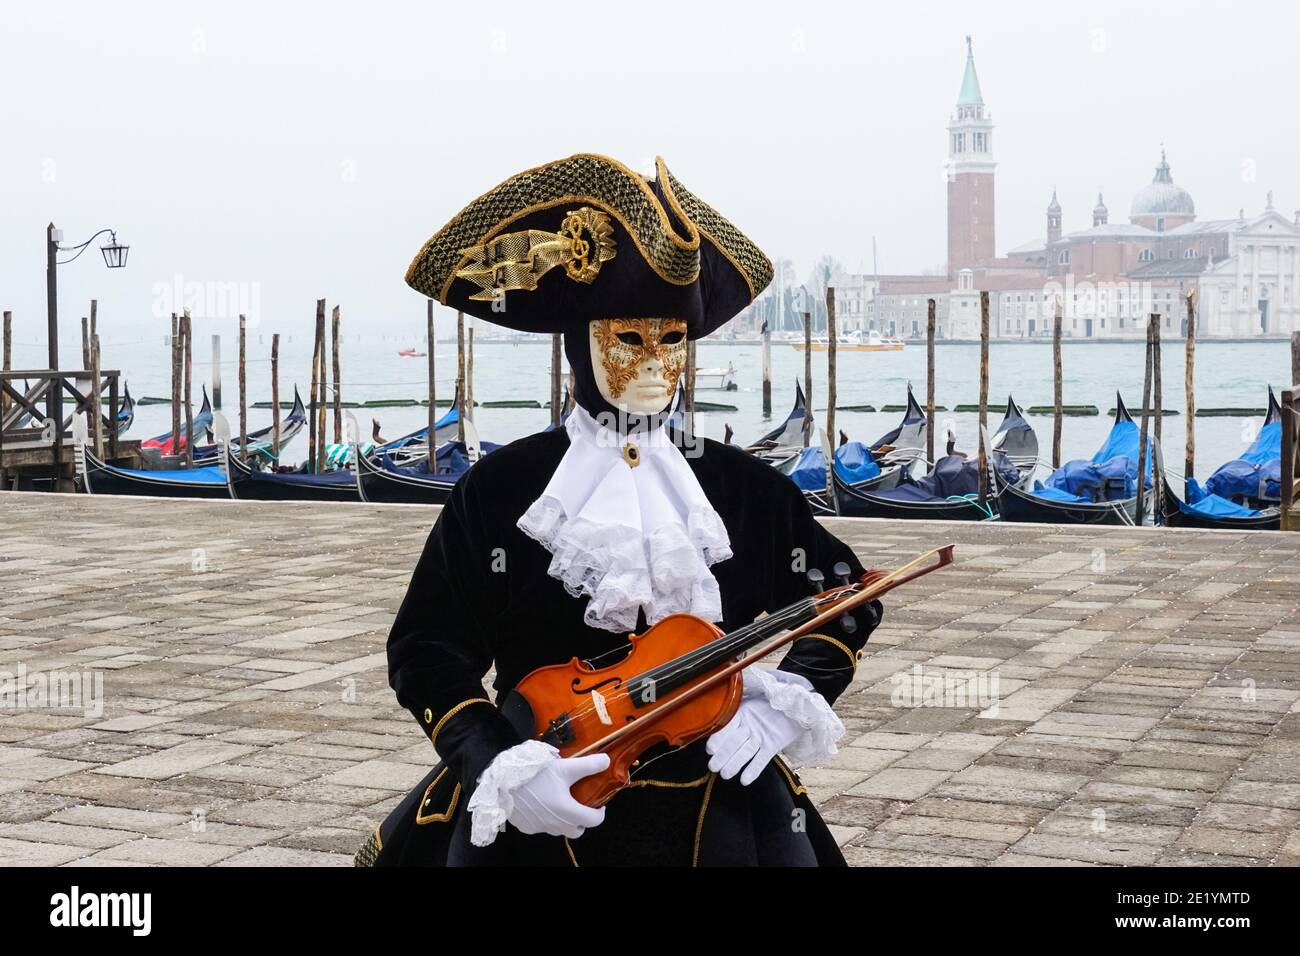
500, 689, 536, 740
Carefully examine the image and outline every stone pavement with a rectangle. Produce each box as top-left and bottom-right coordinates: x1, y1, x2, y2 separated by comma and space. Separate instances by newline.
1, 491, 1298, 867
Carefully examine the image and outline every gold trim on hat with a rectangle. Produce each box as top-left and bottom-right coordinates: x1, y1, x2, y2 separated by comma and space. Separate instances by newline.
405, 153, 702, 303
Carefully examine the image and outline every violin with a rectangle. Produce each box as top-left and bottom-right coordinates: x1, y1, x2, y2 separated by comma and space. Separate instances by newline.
499, 544, 955, 807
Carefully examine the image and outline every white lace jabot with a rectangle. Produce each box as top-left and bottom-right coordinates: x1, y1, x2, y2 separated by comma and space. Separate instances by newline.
517, 406, 732, 633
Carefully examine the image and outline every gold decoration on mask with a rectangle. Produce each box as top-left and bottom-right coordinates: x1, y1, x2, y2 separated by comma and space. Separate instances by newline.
592, 318, 689, 401
453, 207, 616, 302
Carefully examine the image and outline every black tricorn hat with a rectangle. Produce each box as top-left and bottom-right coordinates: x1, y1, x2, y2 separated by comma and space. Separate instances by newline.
405, 154, 772, 340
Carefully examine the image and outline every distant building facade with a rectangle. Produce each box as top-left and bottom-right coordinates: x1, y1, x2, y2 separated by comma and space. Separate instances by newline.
818, 37, 1300, 340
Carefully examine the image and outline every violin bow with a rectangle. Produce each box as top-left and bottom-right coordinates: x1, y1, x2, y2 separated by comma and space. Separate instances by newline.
573, 543, 956, 758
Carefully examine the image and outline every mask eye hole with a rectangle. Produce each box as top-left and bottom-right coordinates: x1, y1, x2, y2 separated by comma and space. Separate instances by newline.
615, 331, 643, 346
660, 330, 685, 345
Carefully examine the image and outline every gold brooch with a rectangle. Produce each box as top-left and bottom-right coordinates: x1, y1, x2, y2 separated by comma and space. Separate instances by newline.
454, 207, 616, 301
622, 443, 641, 468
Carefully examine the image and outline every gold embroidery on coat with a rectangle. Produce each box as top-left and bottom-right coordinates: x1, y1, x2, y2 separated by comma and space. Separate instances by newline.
415, 766, 461, 825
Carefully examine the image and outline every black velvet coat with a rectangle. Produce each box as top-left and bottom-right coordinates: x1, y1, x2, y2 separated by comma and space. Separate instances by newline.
356, 428, 882, 867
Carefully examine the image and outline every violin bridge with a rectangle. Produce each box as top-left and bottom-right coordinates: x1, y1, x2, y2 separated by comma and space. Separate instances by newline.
590, 689, 613, 726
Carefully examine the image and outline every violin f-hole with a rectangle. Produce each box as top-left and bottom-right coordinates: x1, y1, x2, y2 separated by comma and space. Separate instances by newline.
571, 675, 623, 695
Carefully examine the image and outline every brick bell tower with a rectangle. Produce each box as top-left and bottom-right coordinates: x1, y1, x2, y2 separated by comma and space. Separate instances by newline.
947, 36, 996, 276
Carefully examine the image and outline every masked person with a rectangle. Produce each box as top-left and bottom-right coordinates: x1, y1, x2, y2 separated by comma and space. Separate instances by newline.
356, 154, 882, 867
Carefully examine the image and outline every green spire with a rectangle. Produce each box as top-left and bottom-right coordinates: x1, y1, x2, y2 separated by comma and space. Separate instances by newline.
958, 35, 984, 106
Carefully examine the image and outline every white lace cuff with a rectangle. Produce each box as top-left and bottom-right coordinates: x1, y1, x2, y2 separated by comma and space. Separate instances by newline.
741, 665, 845, 766
466, 739, 559, 847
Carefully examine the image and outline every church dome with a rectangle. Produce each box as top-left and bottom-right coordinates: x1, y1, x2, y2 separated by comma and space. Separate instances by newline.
1130, 150, 1194, 218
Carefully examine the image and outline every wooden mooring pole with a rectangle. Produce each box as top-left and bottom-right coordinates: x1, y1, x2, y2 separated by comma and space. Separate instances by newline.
926, 298, 936, 466
315, 301, 328, 473
331, 305, 342, 444
802, 305, 812, 447
211, 334, 222, 410
1053, 297, 1063, 469
977, 290, 989, 506
270, 334, 281, 460
550, 333, 562, 429
1184, 292, 1196, 494
238, 315, 248, 462
760, 320, 771, 418
90, 333, 103, 458
1135, 315, 1156, 526
466, 322, 475, 425
456, 310, 466, 442
309, 300, 323, 473
825, 286, 837, 456
182, 310, 194, 469
428, 301, 438, 459
170, 314, 181, 451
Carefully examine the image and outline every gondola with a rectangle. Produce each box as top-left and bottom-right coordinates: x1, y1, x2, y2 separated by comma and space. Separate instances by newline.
833, 393, 1038, 520
988, 394, 1039, 476
75, 419, 230, 499
224, 447, 362, 502
994, 392, 1153, 525
140, 386, 213, 457
372, 388, 464, 461
772, 385, 926, 514
187, 387, 308, 466
744, 380, 810, 461
357, 412, 504, 505
777, 439, 904, 515
1159, 387, 1282, 530
357, 441, 501, 505
104, 384, 135, 436
869, 384, 927, 470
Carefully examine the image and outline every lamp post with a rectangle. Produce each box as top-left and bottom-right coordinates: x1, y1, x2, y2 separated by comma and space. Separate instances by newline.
46, 223, 129, 370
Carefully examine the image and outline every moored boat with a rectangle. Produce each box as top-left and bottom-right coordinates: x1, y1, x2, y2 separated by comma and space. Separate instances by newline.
994, 392, 1153, 525
1159, 387, 1281, 530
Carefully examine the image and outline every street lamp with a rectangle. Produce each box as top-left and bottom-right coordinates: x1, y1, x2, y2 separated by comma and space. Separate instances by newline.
46, 223, 130, 370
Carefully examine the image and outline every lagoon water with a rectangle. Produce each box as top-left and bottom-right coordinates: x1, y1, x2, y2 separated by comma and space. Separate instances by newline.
17, 333, 1293, 482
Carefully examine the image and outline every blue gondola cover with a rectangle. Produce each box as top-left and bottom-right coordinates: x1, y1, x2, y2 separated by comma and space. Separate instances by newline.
1203, 419, 1282, 502
786, 443, 883, 491
1033, 417, 1152, 504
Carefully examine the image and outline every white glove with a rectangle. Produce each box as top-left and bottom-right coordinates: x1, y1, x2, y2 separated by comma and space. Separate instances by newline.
705, 695, 804, 786
468, 739, 609, 846
705, 665, 845, 786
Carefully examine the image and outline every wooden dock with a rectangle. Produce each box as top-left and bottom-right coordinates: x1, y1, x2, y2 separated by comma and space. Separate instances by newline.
0, 493, 1298, 866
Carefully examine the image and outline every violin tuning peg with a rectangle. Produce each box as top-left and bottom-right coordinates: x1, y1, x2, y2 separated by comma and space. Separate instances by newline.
832, 561, 852, 586
805, 568, 825, 592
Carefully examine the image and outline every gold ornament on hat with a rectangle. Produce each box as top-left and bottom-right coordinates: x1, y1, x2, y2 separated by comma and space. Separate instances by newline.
453, 206, 616, 302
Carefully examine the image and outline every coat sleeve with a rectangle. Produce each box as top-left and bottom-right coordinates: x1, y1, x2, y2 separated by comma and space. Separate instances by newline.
386, 471, 524, 797
764, 474, 883, 706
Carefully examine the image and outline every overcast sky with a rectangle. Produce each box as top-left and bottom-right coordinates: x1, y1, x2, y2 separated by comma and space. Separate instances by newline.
2, 0, 1296, 345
